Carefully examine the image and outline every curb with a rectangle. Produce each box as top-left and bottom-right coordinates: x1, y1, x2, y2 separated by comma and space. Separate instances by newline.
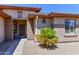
13, 38, 27, 55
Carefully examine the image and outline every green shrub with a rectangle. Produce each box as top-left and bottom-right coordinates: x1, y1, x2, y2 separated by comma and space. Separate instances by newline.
36, 27, 58, 48
40, 28, 56, 39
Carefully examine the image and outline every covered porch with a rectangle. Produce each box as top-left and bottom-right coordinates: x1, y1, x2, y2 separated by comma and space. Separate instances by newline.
27, 14, 53, 39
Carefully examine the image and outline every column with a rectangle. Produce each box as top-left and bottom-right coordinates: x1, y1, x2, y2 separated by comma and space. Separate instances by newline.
35, 16, 38, 35
27, 18, 34, 39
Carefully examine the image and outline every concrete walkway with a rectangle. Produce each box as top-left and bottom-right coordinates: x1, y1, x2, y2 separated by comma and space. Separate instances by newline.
0, 39, 20, 55
22, 40, 79, 55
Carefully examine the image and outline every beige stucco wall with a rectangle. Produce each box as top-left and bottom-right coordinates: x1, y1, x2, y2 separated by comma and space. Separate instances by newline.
35, 18, 51, 34
54, 17, 79, 42
3, 9, 35, 20
37, 18, 51, 28
27, 20, 34, 39
35, 17, 79, 42
5, 18, 13, 41
0, 17, 4, 43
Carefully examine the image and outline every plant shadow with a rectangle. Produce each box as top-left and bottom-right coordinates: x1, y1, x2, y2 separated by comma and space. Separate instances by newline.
38, 44, 58, 50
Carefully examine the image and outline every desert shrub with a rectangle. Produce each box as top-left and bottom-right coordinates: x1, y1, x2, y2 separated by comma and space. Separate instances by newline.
40, 28, 56, 39
36, 27, 58, 48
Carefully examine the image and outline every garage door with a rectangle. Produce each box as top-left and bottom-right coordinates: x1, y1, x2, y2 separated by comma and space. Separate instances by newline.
0, 17, 4, 43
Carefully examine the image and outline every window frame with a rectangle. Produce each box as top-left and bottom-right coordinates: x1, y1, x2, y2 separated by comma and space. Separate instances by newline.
65, 19, 76, 34
17, 11, 22, 18
42, 18, 46, 24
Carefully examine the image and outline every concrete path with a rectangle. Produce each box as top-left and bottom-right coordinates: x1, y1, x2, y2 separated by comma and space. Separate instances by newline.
22, 40, 79, 55
13, 39, 27, 55
0, 39, 20, 55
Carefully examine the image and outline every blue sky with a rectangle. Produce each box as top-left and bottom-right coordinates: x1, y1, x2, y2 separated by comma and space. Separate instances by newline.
8, 4, 79, 13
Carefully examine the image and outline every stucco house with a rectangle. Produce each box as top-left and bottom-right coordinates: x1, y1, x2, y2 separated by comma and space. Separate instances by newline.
0, 5, 79, 43
0, 5, 41, 43
29, 12, 79, 42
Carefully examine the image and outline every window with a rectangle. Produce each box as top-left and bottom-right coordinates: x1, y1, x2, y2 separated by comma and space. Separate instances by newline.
17, 11, 22, 18
65, 19, 76, 34
42, 19, 46, 23
13, 21, 17, 33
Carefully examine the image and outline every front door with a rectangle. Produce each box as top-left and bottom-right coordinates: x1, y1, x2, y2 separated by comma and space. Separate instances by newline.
19, 24, 25, 37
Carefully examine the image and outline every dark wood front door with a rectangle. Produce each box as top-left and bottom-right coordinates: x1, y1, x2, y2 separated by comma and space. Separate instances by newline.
19, 24, 25, 36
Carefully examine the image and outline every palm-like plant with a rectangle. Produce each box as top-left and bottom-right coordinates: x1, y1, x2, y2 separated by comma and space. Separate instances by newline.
35, 27, 58, 48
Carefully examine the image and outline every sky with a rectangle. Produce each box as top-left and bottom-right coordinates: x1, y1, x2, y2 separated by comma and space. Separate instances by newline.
8, 4, 79, 13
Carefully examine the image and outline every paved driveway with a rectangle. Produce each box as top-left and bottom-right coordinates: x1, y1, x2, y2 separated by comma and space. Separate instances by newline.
22, 40, 79, 55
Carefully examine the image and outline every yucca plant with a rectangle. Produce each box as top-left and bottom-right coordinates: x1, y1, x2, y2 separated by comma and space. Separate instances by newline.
35, 27, 58, 48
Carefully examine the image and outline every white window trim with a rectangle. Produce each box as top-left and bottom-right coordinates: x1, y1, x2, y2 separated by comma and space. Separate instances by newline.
64, 33, 77, 37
